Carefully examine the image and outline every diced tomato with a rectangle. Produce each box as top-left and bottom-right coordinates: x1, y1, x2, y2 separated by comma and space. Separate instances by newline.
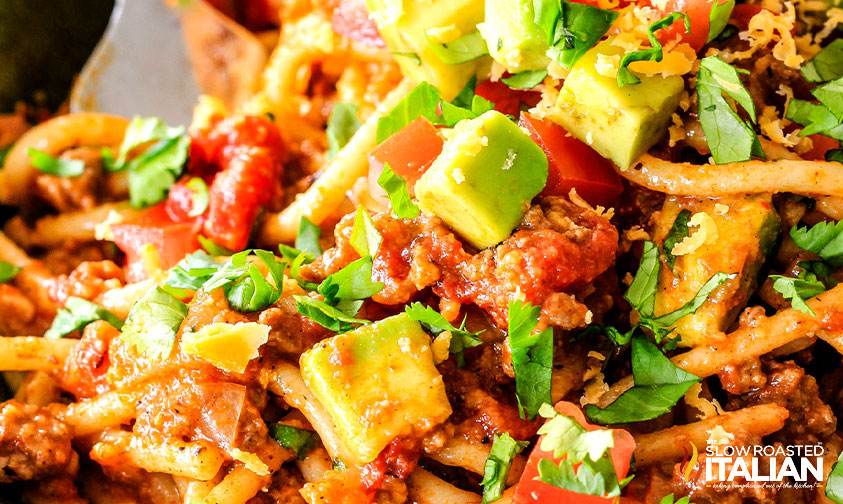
190, 115, 285, 251
475, 80, 541, 118
803, 135, 840, 161
730, 4, 764, 31
331, 0, 385, 48
368, 116, 444, 203
519, 113, 623, 206
514, 402, 636, 504
164, 178, 207, 222
649, 0, 715, 51
111, 204, 202, 283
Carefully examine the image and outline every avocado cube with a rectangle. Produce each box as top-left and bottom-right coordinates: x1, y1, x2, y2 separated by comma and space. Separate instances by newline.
366, 0, 485, 100
478, 0, 549, 73
549, 40, 684, 170
299, 314, 452, 464
652, 195, 781, 347
414, 110, 548, 250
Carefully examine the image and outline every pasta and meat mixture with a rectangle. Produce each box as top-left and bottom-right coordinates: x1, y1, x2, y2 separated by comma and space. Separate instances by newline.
2, 0, 843, 503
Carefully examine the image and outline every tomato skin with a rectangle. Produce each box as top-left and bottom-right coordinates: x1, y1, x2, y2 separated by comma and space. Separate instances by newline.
652, 0, 712, 51
331, 0, 386, 47
730, 4, 764, 31
803, 135, 840, 161
514, 402, 636, 504
111, 204, 202, 283
519, 113, 623, 206
190, 115, 285, 251
475, 80, 541, 117
367, 116, 444, 203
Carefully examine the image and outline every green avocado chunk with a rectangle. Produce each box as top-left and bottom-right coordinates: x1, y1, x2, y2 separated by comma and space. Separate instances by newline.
365, 0, 486, 100
652, 195, 781, 347
415, 110, 548, 250
299, 313, 452, 464
478, 0, 549, 73
549, 40, 684, 170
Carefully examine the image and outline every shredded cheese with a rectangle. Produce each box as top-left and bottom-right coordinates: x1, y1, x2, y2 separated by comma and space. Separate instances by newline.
684, 382, 722, 420
431, 331, 452, 364
714, 203, 730, 215
671, 212, 719, 257
759, 105, 800, 147
668, 112, 686, 148
727, 3, 804, 69
580, 373, 610, 406
94, 210, 124, 242
706, 425, 735, 448
230, 448, 270, 476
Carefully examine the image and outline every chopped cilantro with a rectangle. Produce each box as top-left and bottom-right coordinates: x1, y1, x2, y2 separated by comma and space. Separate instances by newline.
662, 209, 692, 269
27, 148, 85, 177
44, 297, 123, 339
378, 164, 420, 219
502, 69, 548, 90
293, 295, 370, 333
617, 13, 690, 87
697, 56, 764, 164
405, 302, 483, 367
585, 334, 701, 424
802, 39, 843, 83
538, 0, 618, 69
427, 31, 489, 65
268, 423, 318, 460
120, 287, 188, 359
326, 103, 362, 159
508, 300, 553, 420
480, 433, 528, 503
296, 217, 322, 259
0, 261, 20, 283
707, 0, 736, 43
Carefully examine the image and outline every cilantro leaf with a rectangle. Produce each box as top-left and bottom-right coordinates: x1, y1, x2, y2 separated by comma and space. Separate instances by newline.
44, 297, 124, 339
405, 302, 483, 367
327, 103, 362, 159
618, 13, 690, 87
815, 78, 843, 121
707, 0, 736, 43
502, 69, 548, 90
378, 164, 420, 219
826, 450, 843, 503
508, 300, 553, 420
802, 39, 843, 83
198, 235, 234, 257
651, 271, 734, 326
697, 56, 763, 163
770, 270, 827, 316
537, 459, 615, 497
663, 209, 692, 270
538, 403, 614, 462
121, 286, 188, 359
790, 220, 843, 267
185, 177, 209, 217
27, 148, 85, 177
318, 257, 384, 305
376, 82, 442, 143
624, 241, 661, 318
294, 295, 370, 333
268, 423, 318, 460
107, 116, 183, 169
296, 217, 322, 259
0, 144, 11, 167
376, 80, 495, 143
828, 149, 843, 164
350, 205, 382, 258
542, 1, 618, 69
427, 31, 489, 65
165, 251, 221, 291
786, 99, 843, 139
480, 433, 528, 504
392, 52, 421, 65
106, 116, 190, 208
0, 261, 20, 283
585, 334, 701, 424
660, 493, 691, 504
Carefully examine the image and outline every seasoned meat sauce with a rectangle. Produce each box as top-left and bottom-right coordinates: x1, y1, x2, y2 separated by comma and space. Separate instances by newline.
304, 195, 618, 328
